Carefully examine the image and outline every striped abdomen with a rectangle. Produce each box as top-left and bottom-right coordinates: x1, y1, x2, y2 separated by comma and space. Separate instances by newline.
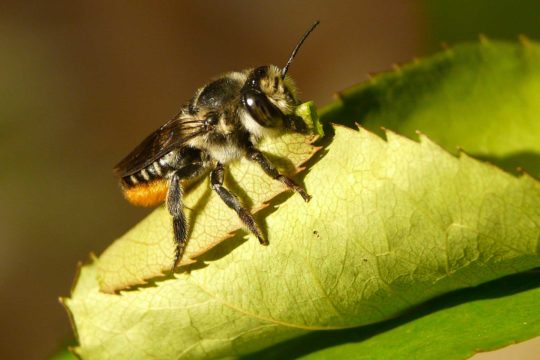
120, 157, 173, 207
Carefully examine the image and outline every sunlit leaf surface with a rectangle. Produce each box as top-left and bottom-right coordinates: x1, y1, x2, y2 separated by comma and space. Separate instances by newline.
63, 41, 540, 359
66, 124, 540, 359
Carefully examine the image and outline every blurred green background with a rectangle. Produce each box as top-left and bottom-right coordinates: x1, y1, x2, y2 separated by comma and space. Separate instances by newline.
1, 1, 539, 359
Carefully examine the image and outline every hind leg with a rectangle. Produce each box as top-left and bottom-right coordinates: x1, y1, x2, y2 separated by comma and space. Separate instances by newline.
167, 164, 206, 271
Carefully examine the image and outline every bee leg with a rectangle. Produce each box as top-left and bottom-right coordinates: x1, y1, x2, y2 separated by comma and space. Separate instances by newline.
210, 162, 267, 245
247, 147, 311, 202
167, 164, 206, 272
167, 171, 187, 272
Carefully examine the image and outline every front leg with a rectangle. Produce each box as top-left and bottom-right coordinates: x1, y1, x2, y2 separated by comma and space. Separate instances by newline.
247, 146, 311, 202
210, 163, 267, 245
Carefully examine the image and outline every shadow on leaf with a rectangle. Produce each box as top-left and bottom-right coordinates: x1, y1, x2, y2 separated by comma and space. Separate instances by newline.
243, 270, 540, 359
473, 151, 540, 180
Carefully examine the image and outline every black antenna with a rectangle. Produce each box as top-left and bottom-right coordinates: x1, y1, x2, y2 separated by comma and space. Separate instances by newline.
281, 20, 320, 78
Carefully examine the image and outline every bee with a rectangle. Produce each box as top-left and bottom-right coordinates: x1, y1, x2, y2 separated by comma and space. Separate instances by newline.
114, 21, 319, 270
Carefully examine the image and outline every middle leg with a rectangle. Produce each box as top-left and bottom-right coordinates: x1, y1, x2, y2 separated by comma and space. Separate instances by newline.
210, 162, 267, 245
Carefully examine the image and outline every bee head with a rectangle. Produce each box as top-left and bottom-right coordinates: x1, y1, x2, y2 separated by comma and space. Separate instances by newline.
239, 21, 319, 137
240, 65, 298, 129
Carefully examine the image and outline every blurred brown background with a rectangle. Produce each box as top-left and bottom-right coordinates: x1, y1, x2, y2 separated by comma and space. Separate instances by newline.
1, 1, 539, 359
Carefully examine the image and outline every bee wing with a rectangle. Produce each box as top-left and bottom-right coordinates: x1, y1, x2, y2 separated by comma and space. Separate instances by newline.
113, 118, 204, 177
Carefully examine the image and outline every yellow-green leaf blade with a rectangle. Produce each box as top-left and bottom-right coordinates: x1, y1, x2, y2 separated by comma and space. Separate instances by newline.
66, 126, 540, 359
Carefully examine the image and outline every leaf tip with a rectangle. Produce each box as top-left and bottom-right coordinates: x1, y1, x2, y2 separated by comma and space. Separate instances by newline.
355, 122, 371, 136
415, 130, 432, 144
381, 127, 405, 144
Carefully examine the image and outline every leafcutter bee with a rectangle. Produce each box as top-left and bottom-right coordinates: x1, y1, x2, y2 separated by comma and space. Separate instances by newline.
114, 21, 319, 270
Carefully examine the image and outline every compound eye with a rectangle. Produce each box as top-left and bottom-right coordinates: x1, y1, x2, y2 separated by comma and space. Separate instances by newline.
242, 90, 283, 127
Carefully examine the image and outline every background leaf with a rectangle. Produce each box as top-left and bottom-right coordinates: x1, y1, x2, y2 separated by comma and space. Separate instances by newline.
320, 40, 540, 178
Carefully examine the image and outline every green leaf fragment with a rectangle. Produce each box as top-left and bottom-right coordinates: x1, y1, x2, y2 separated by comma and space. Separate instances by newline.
65, 125, 540, 359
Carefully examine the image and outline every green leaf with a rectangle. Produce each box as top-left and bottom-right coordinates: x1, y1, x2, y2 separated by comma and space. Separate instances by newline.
246, 271, 540, 360
320, 40, 540, 178
96, 102, 321, 293
64, 124, 540, 359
